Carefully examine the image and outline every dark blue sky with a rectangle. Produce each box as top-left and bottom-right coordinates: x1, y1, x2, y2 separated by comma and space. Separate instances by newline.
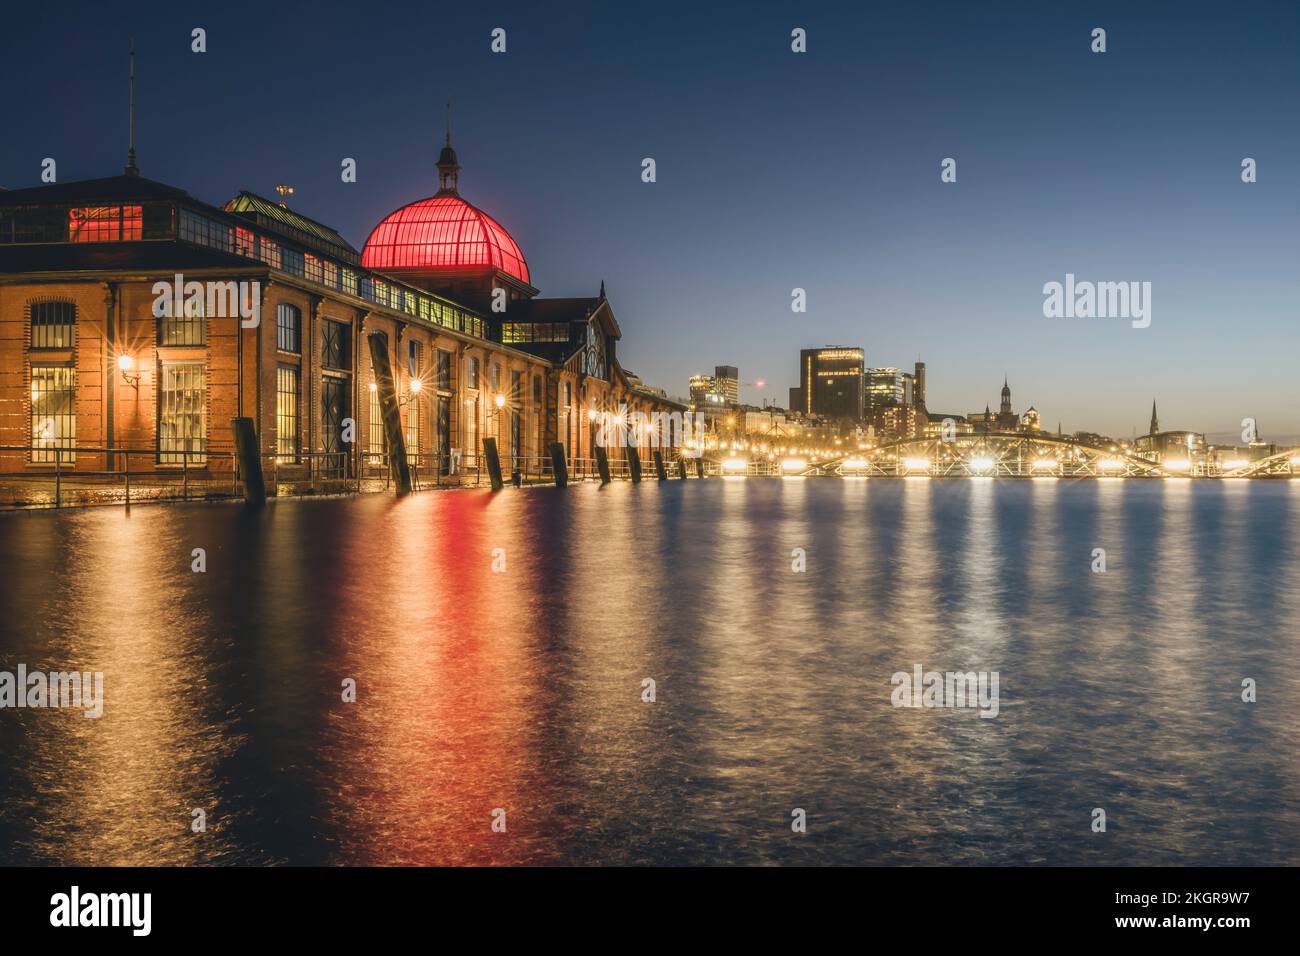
3, 0, 1297, 439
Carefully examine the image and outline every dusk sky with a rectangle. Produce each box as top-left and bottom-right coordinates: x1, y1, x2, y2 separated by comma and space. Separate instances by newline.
3, 0, 1297, 439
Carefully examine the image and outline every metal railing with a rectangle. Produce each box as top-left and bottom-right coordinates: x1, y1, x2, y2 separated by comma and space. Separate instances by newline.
0, 443, 723, 510
0, 444, 239, 509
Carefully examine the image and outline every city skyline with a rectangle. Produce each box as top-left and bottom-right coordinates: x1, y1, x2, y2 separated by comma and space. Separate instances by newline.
2, 1, 1295, 439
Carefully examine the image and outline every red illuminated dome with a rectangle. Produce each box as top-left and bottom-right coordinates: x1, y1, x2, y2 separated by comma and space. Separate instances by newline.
361, 131, 529, 285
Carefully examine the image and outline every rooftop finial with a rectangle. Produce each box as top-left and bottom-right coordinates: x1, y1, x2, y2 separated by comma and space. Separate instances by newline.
275, 184, 295, 208
437, 100, 461, 196
125, 39, 139, 177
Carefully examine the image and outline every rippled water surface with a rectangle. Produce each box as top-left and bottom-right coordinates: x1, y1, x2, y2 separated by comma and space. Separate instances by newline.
1, 478, 1298, 865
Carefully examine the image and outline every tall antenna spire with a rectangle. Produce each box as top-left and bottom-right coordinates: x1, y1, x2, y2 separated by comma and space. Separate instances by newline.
125, 39, 139, 176
445, 99, 452, 147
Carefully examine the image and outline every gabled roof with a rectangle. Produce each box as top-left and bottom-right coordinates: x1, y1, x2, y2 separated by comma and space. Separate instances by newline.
225, 191, 359, 263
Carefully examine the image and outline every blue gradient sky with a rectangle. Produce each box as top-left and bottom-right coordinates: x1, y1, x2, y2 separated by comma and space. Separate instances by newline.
3, 0, 1297, 439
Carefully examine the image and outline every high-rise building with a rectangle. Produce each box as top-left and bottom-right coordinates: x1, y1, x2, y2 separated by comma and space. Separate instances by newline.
714, 366, 739, 405
797, 347, 865, 421
867, 368, 904, 411
689, 374, 722, 406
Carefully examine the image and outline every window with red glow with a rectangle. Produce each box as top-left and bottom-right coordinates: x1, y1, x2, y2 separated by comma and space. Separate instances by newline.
69, 205, 143, 243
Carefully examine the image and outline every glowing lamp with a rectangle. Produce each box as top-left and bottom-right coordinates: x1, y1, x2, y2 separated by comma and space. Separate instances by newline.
117, 353, 140, 388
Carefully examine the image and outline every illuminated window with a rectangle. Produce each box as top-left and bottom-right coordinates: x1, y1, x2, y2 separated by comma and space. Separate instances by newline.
277, 304, 301, 353
69, 205, 143, 242
30, 365, 75, 462
258, 236, 281, 269
158, 362, 206, 464
30, 301, 75, 349
276, 365, 299, 463
407, 394, 421, 463
467, 356, 480, 390
368, 384, 386, 464
159, 294, 205, 347
465, 396, 479, 459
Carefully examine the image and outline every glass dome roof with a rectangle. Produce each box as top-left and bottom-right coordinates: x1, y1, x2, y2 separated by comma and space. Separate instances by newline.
361, 195, 529, 284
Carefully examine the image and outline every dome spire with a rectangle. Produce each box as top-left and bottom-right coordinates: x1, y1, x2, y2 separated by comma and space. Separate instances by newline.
437, 99, 460, 196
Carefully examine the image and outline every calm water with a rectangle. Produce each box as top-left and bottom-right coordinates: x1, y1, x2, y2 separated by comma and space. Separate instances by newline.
1, 478, 1298, 866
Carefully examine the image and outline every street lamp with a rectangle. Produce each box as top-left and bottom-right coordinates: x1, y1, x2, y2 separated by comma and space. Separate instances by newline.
117, 353, 140, 388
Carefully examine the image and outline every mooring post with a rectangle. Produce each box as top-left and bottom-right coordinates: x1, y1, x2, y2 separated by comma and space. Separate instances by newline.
231, 417, 266, 506
595, 445, 611, 485
366, 331, 412, 494
483, 437, 504, 491
549, 442, 568, 487
695, 458, 705, 479
678, 458, 689, 479
654, 450, 667, 480
627, 445, 642, 483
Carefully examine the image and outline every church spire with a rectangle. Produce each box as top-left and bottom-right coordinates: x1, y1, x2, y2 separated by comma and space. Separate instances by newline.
436, 99, 460, 196
124, 39, 139, 177
1149, 399, 1159, 435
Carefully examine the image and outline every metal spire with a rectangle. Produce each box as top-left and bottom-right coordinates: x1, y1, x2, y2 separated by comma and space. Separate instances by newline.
125, 39, 139, 176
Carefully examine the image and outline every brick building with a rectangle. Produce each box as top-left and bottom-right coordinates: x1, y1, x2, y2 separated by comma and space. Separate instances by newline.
0, 135, 680, 485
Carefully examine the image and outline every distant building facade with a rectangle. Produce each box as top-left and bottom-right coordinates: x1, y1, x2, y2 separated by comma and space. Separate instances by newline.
792, 347, 865, 421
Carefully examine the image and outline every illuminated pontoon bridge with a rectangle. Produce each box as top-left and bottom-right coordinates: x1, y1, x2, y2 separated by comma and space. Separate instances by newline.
708, 433, 1300, 479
